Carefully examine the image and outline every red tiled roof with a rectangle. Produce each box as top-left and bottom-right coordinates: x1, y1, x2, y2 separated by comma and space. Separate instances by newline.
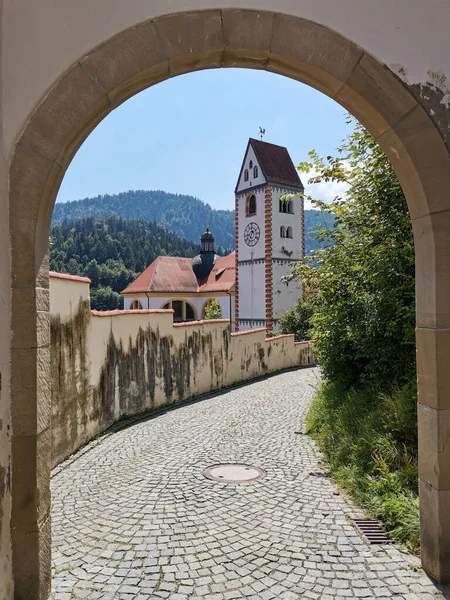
198, 252, 236, 293
235, 138, 304, 192
121, 252, 236, 295
250, 138, 304, 190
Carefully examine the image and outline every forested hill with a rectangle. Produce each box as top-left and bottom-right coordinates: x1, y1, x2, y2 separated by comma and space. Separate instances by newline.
52, 190, 235, 250
53, 189, 333, 256
50, 215, 201, 310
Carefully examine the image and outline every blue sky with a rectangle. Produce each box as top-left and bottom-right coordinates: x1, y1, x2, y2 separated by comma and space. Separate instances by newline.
57, 68, 350, 211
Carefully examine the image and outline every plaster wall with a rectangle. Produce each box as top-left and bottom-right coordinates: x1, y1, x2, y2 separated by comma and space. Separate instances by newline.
49, 274, 90, 322
50, 277, 315, 467
0, 2, 13, 596
3, 1, 450, 164
237, 261, 265, 322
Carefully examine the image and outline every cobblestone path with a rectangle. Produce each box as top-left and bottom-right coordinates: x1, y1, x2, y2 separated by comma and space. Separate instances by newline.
52, 368, 442, 599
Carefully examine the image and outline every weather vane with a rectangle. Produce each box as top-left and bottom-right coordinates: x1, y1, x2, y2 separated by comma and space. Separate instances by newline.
259, 126, 266, 141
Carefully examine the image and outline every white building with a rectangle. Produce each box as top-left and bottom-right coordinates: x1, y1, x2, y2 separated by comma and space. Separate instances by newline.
235, 138, 304, 331
122, 138, 304, 333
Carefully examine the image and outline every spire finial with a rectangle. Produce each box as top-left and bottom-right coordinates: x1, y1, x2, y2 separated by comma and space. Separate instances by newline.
259, 126, 266, 141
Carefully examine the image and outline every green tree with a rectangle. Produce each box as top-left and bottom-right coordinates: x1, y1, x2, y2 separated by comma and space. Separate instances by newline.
292, 121, 415, 390
278, 298, 314, 341
204, 299, 222, 320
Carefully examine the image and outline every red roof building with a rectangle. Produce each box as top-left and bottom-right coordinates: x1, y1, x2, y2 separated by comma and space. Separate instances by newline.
121, 228, 236, 327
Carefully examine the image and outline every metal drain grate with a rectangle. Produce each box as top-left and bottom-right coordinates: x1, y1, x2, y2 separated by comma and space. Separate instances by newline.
354, 520, 393, 544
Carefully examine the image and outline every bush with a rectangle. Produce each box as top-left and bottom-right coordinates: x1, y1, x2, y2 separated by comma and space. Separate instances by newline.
307, 380, 419, 551
293, 122, 415, 389
204, 299, 222, 320
278, 299, 313, 341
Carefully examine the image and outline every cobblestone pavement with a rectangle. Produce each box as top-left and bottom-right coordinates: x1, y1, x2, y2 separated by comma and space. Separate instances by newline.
52, 367, 444, 599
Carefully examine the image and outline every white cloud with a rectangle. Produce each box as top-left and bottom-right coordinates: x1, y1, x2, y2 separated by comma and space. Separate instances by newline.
301, 167, 350, 210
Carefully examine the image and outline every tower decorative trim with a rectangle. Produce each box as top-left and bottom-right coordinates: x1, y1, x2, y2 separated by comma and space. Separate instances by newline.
264, 184, 273, 332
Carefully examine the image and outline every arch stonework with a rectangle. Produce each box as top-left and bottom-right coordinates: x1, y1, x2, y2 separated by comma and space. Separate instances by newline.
5, 8, 450, 599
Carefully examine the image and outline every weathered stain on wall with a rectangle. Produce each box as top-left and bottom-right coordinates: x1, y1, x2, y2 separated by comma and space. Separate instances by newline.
50, 279, 316, 467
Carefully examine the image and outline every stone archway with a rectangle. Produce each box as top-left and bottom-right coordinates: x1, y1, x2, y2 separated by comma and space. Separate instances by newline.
8, 9, 450, 599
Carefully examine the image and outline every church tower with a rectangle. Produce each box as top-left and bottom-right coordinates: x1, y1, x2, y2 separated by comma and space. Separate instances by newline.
235, 138, 304, 332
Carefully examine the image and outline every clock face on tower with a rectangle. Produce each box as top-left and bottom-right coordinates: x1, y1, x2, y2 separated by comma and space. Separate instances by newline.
244, 222, 260, 247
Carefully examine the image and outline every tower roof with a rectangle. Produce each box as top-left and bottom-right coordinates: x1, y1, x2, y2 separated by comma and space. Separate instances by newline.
235, 138, 304, 192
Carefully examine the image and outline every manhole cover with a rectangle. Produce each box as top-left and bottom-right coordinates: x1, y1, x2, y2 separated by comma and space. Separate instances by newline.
203, 463, 266, 484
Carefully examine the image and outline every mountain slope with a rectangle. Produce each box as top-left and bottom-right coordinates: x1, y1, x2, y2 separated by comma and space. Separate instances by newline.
53, 189, 333, 255
52, 190, 235, 251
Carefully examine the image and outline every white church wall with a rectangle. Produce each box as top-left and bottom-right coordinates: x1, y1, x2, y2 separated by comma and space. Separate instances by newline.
272, 260, 303, 323
235, 144, 265, 193
238, 261, 266, 322
271, 187, 303, 261
237, 187, 266, 262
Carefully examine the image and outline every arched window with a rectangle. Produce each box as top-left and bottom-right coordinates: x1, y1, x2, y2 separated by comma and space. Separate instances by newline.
130, 300, 143, 310
253, 165, 258, 178
246, 194, 256, 217
286, 226, 293, 239
288, 200, 294, 214
202, 299, 223, 319
162, 300, 197, 322
244, 169, 249, 182
279, 199, 283, 212
280, 226, 286, 238
283, 202, 287, 213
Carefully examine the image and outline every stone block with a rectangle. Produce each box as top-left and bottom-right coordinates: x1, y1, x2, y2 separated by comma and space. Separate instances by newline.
11, 286, 37, 349
222, 9, 273, 68
18, 63, 110, 166
419, 480, 450, 583
417, 328, 450, 410
10, 147, 64, 286
268, 14, 362, 97
413, 210, 450, 328
338, 53, 417, 137
11, 346, 51, 436
154, 11, 223, 77
418, 403, 450, 488
378, 105, 450, 221
82, 20, 169, 107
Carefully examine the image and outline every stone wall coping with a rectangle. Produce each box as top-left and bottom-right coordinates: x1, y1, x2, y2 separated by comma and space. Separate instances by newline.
92, 308, 174, 317
231, 328, 266, 337
294, 340, 316, 345
49, 270, 91, 283
265, 334, 295, 342
173, 319, 230, 328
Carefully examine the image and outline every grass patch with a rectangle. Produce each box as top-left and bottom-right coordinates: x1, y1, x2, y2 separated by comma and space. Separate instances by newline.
306, 379, 419, 552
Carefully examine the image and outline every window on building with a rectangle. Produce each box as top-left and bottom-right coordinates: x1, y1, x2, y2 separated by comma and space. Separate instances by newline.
202, 299, 223, 319
244, 169, 249, 182
246, 194, 257, 217
279, 199, 283, 212
162, 300, 197, 322
288, 200, 294, 214
253, 166, 258, 178
286, 226, 293, 239
280, 226, 286, 238
249, 160, 253, 169
130, 300, 143, 310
